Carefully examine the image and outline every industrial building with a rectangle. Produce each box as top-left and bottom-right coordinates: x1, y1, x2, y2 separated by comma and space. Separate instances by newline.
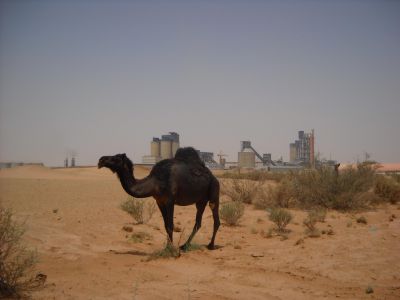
0, 162, 44, 169
289, 130, 315, 166
141, 132, 223, 168
142, 132, 180, 164
237, 141, 274, 168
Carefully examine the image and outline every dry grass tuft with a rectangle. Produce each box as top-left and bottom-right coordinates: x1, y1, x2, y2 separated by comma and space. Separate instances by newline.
374, 176, 400, 204
268, 208, 292, 233
129, 231, 152, 243
148, 242, 180, 260
121, 197, 157, 224
220, 201, 245, 226
0, 206, 40, 298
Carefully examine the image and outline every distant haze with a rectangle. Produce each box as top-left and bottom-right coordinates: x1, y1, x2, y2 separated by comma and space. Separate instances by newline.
1, 0, 399, 166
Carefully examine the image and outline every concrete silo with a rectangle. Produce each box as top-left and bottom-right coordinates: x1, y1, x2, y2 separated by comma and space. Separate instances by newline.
238, 148, 256, 168
160, 139, 172, 159
172, 141, 179, 157
151, 138, 161, 157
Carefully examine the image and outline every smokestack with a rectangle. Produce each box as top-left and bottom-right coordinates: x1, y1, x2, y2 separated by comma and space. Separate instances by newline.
310, 129, 315, 168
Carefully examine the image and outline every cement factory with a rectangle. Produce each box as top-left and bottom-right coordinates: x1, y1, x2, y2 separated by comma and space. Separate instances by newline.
142, 132, 180, 164
141, 129, 324, 171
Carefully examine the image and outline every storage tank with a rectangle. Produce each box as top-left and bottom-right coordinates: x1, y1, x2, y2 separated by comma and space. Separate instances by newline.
151, 138, 161, 157
289, 143, 297, 162
172, 141, 179, 157
160, 140, 172, 159
238, 148, 255, 168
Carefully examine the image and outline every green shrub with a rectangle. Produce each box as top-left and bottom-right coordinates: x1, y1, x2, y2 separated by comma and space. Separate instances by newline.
120, 197, 157, 224
278, 162, 378, 210
0, 206, 38, 298
374, 176, 400, 204
254, 183, 292, 209
303, 211, 321, 237
220, 201, 245, 226
269, 208, 292, 233
221, 179, 261, 204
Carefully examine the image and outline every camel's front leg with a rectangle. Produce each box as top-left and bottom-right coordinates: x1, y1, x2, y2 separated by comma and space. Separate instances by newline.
156, 199, 174, 243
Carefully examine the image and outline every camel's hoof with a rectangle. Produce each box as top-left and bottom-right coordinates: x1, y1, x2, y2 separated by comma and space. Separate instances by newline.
207, 244, 216, 250
179, 244, 189, 252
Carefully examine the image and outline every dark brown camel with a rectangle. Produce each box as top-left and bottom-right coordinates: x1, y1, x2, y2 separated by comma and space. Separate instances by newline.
98, 147, 220, 250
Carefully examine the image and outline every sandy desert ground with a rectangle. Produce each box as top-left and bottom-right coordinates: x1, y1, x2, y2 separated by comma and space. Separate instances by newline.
0, 165, 399, 300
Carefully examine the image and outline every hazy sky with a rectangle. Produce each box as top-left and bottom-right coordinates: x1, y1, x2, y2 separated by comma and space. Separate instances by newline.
1, 0, 399, 166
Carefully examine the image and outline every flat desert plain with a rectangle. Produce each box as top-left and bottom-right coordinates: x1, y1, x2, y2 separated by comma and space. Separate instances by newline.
0, 165, 399, 300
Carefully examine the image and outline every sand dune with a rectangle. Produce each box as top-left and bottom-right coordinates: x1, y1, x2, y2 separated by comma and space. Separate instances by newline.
0, 167, 399, 299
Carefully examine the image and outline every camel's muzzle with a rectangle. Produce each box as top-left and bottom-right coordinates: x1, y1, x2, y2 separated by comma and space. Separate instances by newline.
98, 157, 107, 169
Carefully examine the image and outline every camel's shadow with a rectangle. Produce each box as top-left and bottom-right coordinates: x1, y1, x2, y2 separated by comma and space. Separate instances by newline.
109, 249, 148, 256
109, 244, 224, 257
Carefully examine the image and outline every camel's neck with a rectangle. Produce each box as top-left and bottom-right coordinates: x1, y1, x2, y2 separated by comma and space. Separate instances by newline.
116, 168, 154, 198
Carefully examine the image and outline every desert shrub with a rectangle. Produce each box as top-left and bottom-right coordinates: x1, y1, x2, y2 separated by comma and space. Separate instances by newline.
220, 201, 245, 226
283, 162, 378, 210
120, 197, 157, 224
254, 183, 292, 209
0, 206, 38, 298
221, 179, 261, 204
303, 211, 321, 237
374, 176, 400, 204
269, 208, 292, 233
389, 174, 400, 184
217, 170, 287, 182
311, 208, 327, 222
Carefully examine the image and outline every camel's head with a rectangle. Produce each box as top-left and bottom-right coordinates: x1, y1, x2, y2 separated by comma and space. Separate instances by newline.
98, 153, 133, 174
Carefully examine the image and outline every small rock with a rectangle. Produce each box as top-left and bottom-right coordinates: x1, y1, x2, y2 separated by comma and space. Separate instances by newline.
122, 226, 133, 232
251, 253, 264, 258
365, 286, 374, 294
52, 209, 58, 214
356, 216, 367, 224
35, 273, 47, 286
173, 225, 182, 232
294, 238, 304, 246
327, 229, 334, 235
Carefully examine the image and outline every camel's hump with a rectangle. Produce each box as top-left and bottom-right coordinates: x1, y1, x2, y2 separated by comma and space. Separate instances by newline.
174, 147, 204, 165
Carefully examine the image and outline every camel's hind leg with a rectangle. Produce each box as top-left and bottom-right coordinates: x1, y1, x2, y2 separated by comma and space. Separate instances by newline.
207, 178, 220, 250
180, 201, 207, 251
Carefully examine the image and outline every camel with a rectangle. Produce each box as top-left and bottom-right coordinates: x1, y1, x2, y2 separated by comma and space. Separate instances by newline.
98, 147, 220, 250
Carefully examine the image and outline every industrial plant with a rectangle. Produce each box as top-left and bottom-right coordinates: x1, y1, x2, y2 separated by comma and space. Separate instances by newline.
140, 129, 334, 171
142, 132, 180, 164
289, 130, 315, 167
142, 132, 220, 168
237, 141, 274, 168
